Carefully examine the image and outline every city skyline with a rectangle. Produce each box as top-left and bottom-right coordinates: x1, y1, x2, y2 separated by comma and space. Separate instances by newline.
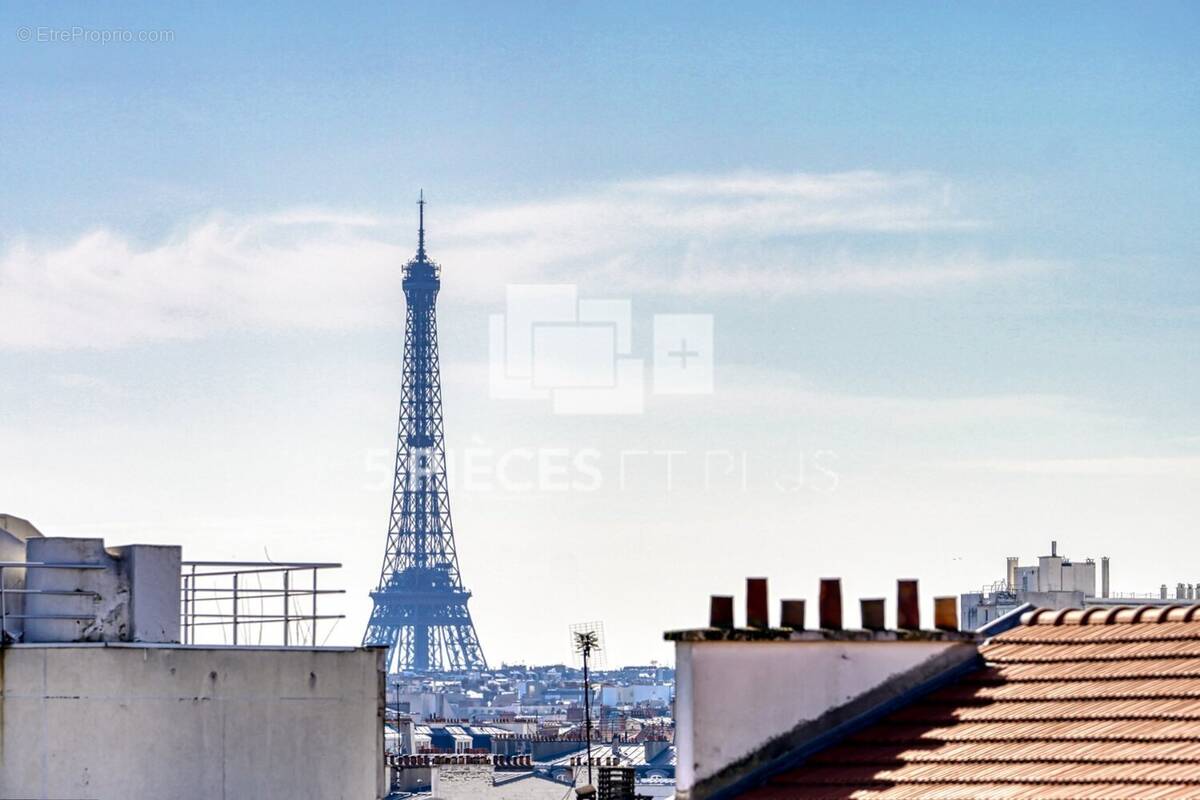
2, 2, 1198, 665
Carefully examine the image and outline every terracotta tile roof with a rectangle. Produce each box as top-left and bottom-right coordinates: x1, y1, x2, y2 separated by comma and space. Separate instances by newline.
742, 605, 1200, 800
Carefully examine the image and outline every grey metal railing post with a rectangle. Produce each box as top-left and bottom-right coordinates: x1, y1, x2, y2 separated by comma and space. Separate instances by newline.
182, 572, 189, 645
232, 572, 239, 646
189, 563, 197, 644
312, 567, 318, 645
1, 565, 7, 641
283, 570, 290, 646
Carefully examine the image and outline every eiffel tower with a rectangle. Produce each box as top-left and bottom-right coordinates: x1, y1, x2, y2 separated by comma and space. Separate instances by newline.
363, 193, 487, 673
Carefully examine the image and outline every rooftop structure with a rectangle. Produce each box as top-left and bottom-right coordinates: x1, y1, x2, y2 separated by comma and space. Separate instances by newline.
666, 572, 1200, 799
961, 541, 1195, 630
0, 517, 385, 800
388, 745, 674, 799
745, 605, 1200, 799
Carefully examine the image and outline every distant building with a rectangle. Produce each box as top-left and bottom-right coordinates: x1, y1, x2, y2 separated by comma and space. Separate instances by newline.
960, 540, 1197, 630
388, 742, 675, 798
380, 663, 673, 729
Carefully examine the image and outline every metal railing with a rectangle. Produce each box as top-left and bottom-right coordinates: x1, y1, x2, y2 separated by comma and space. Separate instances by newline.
180, 561, 345, 646
0, 561, 107, 641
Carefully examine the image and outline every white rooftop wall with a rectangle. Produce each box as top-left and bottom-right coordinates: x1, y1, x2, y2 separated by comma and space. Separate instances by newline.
0, 644, 386, 800
673, 638, 979, 799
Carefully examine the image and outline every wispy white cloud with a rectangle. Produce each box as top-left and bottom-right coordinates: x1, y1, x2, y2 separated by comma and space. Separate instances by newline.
444, 359, 1103, 428
449, 170, 977, 240
0, 171, 1048, 350
587, 252, 1050, 296
0, 213, 408, 349
48, 372, 128, 397
932, 456, 1200, 478
622, 171, 927, 198
712, 366, 1112, 427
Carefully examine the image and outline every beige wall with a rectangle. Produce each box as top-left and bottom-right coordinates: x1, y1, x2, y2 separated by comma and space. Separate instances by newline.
0, 643, 386, 800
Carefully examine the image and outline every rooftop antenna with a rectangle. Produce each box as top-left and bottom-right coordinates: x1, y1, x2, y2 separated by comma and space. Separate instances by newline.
417, 189, 426, 259
570, 621, 607, 786
573, 627, 600, 787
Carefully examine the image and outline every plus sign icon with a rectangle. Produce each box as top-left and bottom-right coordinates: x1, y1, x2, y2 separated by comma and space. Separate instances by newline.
653, 314, 714, 395
489, 284, 714, 415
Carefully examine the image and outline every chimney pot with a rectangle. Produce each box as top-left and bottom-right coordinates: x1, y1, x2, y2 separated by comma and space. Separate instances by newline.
860, 598, 886, 631
780, 599, 806, 630
934, 596, 958, 631
819, 578, 843, 630
709, 595, 734, 629
897, 579, 920, 630
746, 578, 768, 629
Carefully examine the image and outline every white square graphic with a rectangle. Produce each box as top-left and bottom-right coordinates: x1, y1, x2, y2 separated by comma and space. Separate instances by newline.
653, 314, 714, 395
552, 358, 645, 415
489, 283, 712, 414
489, 314, 549, 399
531, 324, 617, 389
504, 285, 578, 380
578, 299, 632, 354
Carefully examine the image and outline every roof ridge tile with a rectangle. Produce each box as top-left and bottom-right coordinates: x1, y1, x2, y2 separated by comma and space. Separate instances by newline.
1019, 605, 1200, 628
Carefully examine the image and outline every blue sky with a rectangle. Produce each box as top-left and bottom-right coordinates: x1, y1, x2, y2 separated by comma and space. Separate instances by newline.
1, 2, 1198, 665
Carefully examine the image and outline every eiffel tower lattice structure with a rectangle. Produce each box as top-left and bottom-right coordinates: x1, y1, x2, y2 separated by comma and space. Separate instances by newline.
362, 193, 487, 673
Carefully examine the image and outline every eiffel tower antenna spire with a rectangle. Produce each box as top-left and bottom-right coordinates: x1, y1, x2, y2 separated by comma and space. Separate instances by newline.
363, 193, 487, 673
417, 189, 426, 258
